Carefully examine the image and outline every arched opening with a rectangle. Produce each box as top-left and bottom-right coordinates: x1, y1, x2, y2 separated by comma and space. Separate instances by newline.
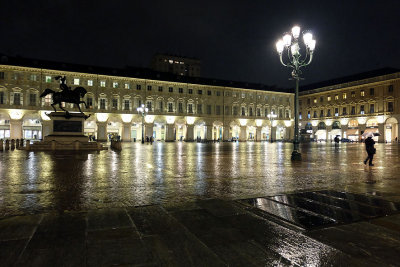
0, 112, 11, 139
385, 117, 398, 142
346, 120, 360, 142
22, 113, 42, 140
315, 122, 326, 141
363, 118, 379, 142
329, 121, 342, 140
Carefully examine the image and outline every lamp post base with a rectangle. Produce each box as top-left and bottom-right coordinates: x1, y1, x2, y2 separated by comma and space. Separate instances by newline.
291, 150, 302, 161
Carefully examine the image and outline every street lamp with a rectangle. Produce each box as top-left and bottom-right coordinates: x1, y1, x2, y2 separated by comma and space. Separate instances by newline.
137, 104, 148, 144
267, 112, 277, 142
276, 25, 316, 161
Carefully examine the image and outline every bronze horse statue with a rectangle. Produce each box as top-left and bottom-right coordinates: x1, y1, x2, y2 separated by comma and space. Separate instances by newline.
40, 86, 88, 113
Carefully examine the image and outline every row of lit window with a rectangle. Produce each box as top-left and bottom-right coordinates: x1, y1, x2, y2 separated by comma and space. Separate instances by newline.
300, 102, 394, 119
304, 86, 394, 105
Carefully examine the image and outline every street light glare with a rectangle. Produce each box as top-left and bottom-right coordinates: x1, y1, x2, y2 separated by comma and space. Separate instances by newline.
276, 40, 284, 53
309, 39, 316, 51
291, 26, 301, 39
303, 32, 313, 46
283, 34, 292, 47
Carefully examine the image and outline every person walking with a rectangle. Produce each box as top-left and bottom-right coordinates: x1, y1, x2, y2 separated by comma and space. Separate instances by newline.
364, 136, 376, 166
334, 135, 340, 147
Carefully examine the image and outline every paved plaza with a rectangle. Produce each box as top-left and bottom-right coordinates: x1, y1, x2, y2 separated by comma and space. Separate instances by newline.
1, 142, 400, 265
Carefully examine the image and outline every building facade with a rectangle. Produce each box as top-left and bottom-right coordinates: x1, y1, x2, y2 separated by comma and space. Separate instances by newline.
0, 60, 294, 142
150, 54, 201, 77
299, 69, 400, 143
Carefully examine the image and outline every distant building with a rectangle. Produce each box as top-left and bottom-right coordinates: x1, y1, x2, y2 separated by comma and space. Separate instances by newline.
150, 54, 201, 77
299, 68, 400, 143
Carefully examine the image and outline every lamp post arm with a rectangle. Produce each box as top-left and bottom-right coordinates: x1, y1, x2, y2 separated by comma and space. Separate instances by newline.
300, 51, 313, 67
279, 53, 290, 67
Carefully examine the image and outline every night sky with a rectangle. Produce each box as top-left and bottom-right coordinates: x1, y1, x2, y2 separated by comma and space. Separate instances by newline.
1, 0, 400, 88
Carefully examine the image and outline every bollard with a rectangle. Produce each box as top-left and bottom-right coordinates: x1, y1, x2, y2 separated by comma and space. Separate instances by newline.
26, 140, 31, 151
5, 140, 10, 150
20, 139, 24, 147
0, 139, 3, 151
11, 139, 15, 150
74, 140, 80, 150
16, 139, 20, 148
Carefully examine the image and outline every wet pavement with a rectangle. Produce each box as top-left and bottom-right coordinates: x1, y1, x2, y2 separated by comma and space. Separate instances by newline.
1, 142, 400, 265
1, 142, 400, 216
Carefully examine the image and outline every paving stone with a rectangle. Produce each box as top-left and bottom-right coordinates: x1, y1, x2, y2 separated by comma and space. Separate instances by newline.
17, 212, 87, 265
0, 214, 42, 241
86, 230, 154, 266
127, 205, 226, 266
371, 214, 400, 232
0, 239, 29, 266
196, 199, 247, 217
220, 212, 354, 266
307, 222, 400, 266
86, 207, 133, 231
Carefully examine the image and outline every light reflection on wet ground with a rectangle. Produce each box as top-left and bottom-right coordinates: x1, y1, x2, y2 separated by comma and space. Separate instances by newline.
0, 142, 399, 217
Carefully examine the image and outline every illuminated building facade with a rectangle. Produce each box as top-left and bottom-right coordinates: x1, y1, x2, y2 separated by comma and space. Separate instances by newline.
299, 68, 400, 143
0, 56, 293, 142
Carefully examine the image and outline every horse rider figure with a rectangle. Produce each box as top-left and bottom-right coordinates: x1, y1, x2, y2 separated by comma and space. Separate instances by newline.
55, 75, 71, 100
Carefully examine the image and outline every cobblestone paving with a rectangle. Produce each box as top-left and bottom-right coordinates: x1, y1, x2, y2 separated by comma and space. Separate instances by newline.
1, 142, 400, 217
1, 142, 400, 265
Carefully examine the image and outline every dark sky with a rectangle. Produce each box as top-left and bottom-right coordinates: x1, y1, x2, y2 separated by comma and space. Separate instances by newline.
1, 0, 400, 88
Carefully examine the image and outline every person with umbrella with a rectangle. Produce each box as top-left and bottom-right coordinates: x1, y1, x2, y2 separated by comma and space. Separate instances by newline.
363, 134, 376, 166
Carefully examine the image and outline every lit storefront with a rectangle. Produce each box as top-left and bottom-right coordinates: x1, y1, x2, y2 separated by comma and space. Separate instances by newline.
315, 122, 326, 141
347, 120, 359, 141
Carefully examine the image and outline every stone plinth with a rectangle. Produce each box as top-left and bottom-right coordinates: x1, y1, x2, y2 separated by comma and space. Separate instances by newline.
27, 112, 106, 151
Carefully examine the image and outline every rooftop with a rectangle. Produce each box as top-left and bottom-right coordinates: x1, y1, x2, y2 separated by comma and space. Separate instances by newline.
0, 54, 289, 93
300, 67, 400, 94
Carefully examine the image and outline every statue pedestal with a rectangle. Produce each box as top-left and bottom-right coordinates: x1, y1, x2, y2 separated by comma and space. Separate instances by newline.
44, 112, 88, 142
26, 112, 106, 151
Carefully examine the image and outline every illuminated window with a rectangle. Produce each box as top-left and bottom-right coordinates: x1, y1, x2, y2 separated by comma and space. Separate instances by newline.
74, 78, 80, 85
113, 82, 118, 88
44, 94, 52, 106
100, 81, 106, 87
313, 98, 317, 103
351, 91, 355, 97
45, 76, 52, 83
334, 108, 339, 116
125, 83, 130, 89
343, 93, 347, 99
335, 94, 339, 100
327, 96, 331, 101
307, 111, 311, 119
360, 105, 364, 114
241, 93, 245, 98
30, 74, 37, 81
88, 80, 93, 86
361, 90, 365, 96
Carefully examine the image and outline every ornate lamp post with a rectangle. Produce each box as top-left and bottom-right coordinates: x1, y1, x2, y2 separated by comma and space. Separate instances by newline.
137, 104, 148, 144
276, 25, 316, 161
267, 112, 277, 142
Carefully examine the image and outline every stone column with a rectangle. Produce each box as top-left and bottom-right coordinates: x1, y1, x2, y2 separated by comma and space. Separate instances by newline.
270, 126, 276, 142
223, 126, 230, 141
10, 119, 23, 140
165, 124, 175, 142
239, 126, 247, 142
378, 123, 385, 143
255, 127, 261, 142
145, 123, 154, 138
42, 120, 52, 138
185, 124, 194, 141
97, 122, 107, 141
206, 125, 213, 141
341, 125, 348, 139
122, 123, 131, 142
312, 126, 318, 140
326, 125, 332, 142
359, 124, 366, 141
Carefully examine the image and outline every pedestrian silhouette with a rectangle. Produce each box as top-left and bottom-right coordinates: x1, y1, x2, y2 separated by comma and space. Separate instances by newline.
363, 136, 376, 166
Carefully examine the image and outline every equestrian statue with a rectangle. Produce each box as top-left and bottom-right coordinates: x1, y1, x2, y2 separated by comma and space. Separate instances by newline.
40, 76, 89, 118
